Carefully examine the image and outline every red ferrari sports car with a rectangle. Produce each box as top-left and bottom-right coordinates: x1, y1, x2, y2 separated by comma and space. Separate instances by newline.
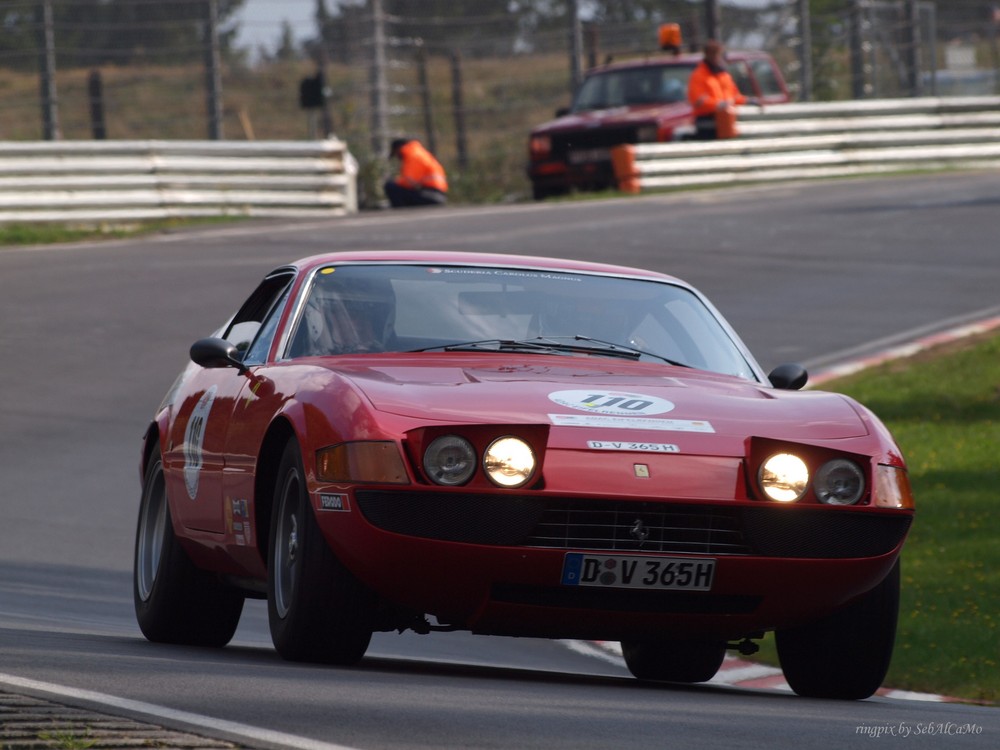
134, 251, 913, 699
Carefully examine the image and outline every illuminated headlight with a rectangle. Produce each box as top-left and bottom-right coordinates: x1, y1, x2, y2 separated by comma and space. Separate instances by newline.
759, 453, 809, 502
424, 435, 476, 486
815, 459, 866, 505
483, 437, 536, 488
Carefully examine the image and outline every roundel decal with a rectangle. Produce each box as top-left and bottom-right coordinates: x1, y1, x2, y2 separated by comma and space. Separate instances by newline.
548, 389, 675, 416
184, 385, 218, 500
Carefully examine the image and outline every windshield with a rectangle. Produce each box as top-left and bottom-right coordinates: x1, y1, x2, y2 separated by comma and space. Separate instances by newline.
285, 263, 759, 381
572, 63, 694, 112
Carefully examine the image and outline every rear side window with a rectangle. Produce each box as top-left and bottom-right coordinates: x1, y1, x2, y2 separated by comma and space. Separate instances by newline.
750, 59, 785, 97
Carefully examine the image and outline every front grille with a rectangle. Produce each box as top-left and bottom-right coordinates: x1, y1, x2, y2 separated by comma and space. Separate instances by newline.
524, 500, 749, 555
354, 491, 912, 560
551, 126, 639, 159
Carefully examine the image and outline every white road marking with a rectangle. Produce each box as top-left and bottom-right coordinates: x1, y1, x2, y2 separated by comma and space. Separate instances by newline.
0, 672, 360, 750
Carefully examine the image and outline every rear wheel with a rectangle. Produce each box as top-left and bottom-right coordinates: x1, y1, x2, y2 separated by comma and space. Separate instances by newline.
621, 639, 727, 683
133, 443, 244, 646
776, 561, 900, 699
267, 439, 375, 664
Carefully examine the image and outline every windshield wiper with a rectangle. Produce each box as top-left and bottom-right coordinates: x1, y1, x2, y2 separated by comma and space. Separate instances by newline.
408, 336, 689, 366
409, 339, 571, 355
546, 335, 692, 367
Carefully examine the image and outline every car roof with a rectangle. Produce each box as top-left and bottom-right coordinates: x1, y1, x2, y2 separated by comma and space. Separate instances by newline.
287, 250, 683, 285
586, 50, 770, 77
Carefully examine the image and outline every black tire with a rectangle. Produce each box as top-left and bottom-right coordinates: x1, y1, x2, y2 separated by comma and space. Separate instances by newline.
621, 639, 727, 683
776, 560, 900, 700
133, 443, 244, 647
267, 439, 375, 665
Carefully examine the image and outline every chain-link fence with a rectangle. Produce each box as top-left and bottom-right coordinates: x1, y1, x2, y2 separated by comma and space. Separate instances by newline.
2, 1, 998, 204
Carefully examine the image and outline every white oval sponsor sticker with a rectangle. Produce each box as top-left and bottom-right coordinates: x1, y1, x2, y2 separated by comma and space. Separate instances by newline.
184, 385, 217, 500
548, 389, 674, 416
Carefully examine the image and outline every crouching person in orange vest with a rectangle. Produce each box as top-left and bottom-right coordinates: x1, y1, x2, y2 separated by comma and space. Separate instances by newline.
384, 139, 449, 208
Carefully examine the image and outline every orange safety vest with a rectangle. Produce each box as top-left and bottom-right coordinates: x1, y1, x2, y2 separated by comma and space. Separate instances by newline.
395, 141, 448, 193
687, 61, 746, 118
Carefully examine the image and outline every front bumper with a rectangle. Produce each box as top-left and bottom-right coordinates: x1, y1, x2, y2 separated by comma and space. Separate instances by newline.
315, 488, 912, 641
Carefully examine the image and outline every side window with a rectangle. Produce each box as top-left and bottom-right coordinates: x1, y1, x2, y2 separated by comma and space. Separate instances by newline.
751, 59, 784, 98
727, 61, 754, 97
242, 284, 291, 365
221, 270, 295, 364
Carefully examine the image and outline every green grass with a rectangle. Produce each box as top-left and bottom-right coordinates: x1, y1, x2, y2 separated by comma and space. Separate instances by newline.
0, 216, 246, 246
750, 332, 1000, 704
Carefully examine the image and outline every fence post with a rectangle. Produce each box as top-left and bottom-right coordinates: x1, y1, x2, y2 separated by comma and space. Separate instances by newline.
203, 0, 224, 140
416, 44, 436, 155
568, 0, 583, 94
370, 0, 390, 158
450, 50, 468, 171
36, 0, 60, 141
905, 0, 922, 96
849, 0, 870, 99
88, 70, 106, 140
796, 0, 813, 102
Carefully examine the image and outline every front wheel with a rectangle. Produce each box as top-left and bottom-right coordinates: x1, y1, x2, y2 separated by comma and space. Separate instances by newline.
133, 443, 244, 646
776, 560, 900, 700
621, 639, 727, 683
267, 439, 376, 664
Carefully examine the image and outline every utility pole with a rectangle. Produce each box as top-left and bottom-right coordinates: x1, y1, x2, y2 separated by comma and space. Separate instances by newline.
37, 0, 60, 141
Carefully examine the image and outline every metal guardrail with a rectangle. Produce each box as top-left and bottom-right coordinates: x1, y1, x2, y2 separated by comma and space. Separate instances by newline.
0, 139, 358, 224
612, 96, 1000, 193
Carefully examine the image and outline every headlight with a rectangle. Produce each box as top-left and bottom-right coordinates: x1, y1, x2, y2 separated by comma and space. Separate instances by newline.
529, 135, 552, 159
316, 442, 408, 484
758, 453, 809, 502
424, 435, 476, 486
814, 459, 865, 505
483, 436, 536, 488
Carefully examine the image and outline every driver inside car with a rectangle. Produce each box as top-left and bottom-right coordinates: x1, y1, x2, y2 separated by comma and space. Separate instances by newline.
295, 275, 397, 356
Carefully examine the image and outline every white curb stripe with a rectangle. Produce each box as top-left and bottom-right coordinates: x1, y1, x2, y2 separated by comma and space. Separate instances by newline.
0, 672, 360, 750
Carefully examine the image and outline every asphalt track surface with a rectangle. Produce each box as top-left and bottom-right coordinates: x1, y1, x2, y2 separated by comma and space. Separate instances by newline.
1, 173, 999, 749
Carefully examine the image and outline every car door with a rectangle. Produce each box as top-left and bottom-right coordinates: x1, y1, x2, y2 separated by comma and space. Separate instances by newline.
167, 269, 296, 535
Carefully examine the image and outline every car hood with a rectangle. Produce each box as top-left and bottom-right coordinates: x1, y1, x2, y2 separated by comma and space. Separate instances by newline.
336, 358, 867, 441
533, 102, 692, 135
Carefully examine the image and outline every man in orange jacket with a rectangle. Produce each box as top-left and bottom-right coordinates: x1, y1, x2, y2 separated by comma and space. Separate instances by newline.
687, 40, 749, 140
384, 139, 449, 207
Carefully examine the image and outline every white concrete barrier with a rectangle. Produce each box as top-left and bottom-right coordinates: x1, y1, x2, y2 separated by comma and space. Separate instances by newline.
612, 97, 1000, 193
0, 139, 358, 223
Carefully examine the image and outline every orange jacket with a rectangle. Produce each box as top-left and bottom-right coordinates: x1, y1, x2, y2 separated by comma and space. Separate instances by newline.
687, 61, 746, 118
395, 141, 448, 193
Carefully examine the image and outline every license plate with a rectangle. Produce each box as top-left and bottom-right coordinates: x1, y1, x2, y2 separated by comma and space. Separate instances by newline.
568, 147, 611, 164
561, 553, 715, 591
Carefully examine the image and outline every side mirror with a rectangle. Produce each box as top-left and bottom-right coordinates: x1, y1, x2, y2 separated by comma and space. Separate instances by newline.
190, 337, 247, 374
555, 106, 570, 117
768, 363, 808, 391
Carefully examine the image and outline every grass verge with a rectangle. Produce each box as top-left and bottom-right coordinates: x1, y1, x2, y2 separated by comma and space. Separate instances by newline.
750, 331, 1000, 704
